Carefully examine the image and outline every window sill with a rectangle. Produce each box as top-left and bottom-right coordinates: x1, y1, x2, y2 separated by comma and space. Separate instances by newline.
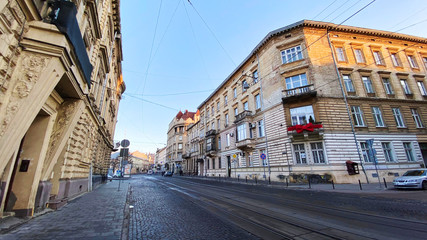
387, 94, 395, 98
347, 91, 357, 96
367, 92, 376, 97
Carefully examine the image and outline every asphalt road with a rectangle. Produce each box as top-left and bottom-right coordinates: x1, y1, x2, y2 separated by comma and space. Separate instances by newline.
137, 175, 427, 240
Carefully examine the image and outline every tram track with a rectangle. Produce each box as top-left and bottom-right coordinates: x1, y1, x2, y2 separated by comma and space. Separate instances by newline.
153, 178, 372, 239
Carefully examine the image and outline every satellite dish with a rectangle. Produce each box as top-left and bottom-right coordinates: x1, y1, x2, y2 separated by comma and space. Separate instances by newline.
121, 139, 130, 148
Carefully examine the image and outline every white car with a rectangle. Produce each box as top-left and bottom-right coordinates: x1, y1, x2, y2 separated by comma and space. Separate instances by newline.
393, 169, 427, 190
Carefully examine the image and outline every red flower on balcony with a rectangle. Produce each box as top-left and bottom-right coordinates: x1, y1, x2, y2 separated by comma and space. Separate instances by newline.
287, 122, 323, 133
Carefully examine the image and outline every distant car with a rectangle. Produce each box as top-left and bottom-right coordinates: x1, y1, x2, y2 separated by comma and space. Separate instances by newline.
164, 171, 173, 177
393, 169, 427, 190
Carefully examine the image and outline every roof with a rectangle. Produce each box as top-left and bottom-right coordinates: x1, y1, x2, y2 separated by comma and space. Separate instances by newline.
130, 151, 148, 159
197, 19, 427, 109
176, 110, 197, 121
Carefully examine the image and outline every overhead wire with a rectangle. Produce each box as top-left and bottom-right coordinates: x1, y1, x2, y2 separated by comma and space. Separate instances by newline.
312, 0, 338, 20
186, 0, 237, 67
321, 0, 352, 21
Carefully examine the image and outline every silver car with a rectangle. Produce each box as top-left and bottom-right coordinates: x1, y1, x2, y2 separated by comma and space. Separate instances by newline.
393, 169, 427, 190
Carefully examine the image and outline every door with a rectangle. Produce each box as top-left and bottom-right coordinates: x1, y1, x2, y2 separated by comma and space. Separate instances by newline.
227, 156, 231, 177
419, 143, 427, 167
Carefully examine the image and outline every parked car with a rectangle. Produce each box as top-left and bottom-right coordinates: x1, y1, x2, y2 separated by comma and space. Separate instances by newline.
393, 169, 427, 190
164, 171, 173, 177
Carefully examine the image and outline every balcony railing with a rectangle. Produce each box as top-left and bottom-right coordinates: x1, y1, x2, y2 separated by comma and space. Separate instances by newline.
234, 110, 253, 123
282, 84, 316, 103
206, 129, 216, 136
236, 138, 256, 150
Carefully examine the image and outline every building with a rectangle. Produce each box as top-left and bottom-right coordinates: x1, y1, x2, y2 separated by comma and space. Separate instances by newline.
129, 151, 149, 173
155, 147, 167, 172
189, 20, 427, 184
166, 110, 198, 173
0, 0, 124, 217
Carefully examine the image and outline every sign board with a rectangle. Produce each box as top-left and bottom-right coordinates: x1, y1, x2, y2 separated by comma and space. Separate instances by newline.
260, 153, 266, 160
232, 154, 237, 159
121, 139, 130, 148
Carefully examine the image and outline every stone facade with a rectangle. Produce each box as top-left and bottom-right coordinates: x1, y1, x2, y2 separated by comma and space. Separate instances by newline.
0, 0, 124, 217
182, 20, 427, 184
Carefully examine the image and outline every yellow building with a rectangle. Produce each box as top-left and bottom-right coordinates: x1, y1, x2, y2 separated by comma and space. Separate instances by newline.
0, 0, 124, 217
192, 20, 427, 183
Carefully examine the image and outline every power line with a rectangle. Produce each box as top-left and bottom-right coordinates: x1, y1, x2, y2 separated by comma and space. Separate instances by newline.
330, 0, 363, 23
186, 0, 237, 67
321, 0, 352, 21
395, 18, 427, 33
313, 0, 338, 20
124, 93, 180, 111
126, 89, 215, 97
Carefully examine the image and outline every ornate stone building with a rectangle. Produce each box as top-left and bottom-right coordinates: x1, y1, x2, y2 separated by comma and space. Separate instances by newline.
166, 110, 198, 174
0, 0, 124, 217
190, 20, 427, 183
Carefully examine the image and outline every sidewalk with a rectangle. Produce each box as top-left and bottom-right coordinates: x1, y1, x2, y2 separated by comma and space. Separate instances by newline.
0, 179, 130, 240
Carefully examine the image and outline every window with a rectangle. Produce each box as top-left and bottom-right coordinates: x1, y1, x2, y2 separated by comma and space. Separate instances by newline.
207, 158, 210, 169
211, 122, 215, 130
226, 133, 230, 147
373, 51, 384, 65
411, 108, 424, 128
218, 137, 221, 150
343, 74, 355, 92
335, 47, 346, 62
381, 142, 394, 162
407, 55, 418, 68
211, 107, 214, 116
179, 135, 183, 141
423, 57, 427, 69
311, 142, 325, 163
242, 80, 248, 92
218, 157, 222, 169
217, 119, 220, 130
233, 87, 237, 98
403, 142, 415, 161
400, 79, 412, 95
207, 110, 210, 118
281, 45, 303, 64
217, 102, 220, 112
224, 95, 228, 106
243, 101, 248, 111
351, 106, 365, 127
293, 144, 307, 164
237, 123, 247, 141
212, 158, 215, 169
206, 138, 213, 151
255, 94, 261, 109
225, 113, 229, 126
258, 119, 265, 137
417, 81, 427, 96
362, 76, 375, 93
382, 78, 394, 95
354, 49, 365, 63
391, 53, 401, 67
372, 107, 385, 127
392, 107, 405, 127
178, 143, 182, 150
234, 107, 238, 116
360, 142, 373, 163
286, 73, 308, 89
260, 149, 267, 166
253, 70, 258, 83
290, 105, 315, 125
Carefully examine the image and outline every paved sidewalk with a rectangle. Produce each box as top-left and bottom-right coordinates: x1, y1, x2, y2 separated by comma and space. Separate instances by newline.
0, 179, 129, 240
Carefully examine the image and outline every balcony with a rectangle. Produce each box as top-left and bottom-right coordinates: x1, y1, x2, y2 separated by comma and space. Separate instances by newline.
282, 84, 316, 104
234, 110, 253, 123
236, 138, 256, 151
182, 152, 191, 159
287, 122, 324, 140
206, 129, 216, 137
206, 144, 217, 157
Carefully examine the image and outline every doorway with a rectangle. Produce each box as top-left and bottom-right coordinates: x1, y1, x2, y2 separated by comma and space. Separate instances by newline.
227, 156, 231, 177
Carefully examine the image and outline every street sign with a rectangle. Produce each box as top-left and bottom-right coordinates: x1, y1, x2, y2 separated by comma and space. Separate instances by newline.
120, 139, 130, 148
232, 154, 237, 159
260, 153, 266, 160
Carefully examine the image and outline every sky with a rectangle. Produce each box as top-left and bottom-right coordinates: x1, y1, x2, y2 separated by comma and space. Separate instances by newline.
114, 0, 427, 153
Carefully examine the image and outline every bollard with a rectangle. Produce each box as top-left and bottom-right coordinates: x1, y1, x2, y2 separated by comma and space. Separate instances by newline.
255, 176, 257, 184
286, 178, 289, 187
308, 176, 311, 189
219, 175, 220, 181
238, 175, 240, 182
332, 180, 335, 190
358, 179, 363, 190
245, 176, 247, 183
268, 176, 271, 185
383, 178, 388, 189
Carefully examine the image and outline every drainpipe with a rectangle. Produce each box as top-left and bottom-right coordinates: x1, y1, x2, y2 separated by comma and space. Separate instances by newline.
257, 53, 271, 179
326, 30, 369, 183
